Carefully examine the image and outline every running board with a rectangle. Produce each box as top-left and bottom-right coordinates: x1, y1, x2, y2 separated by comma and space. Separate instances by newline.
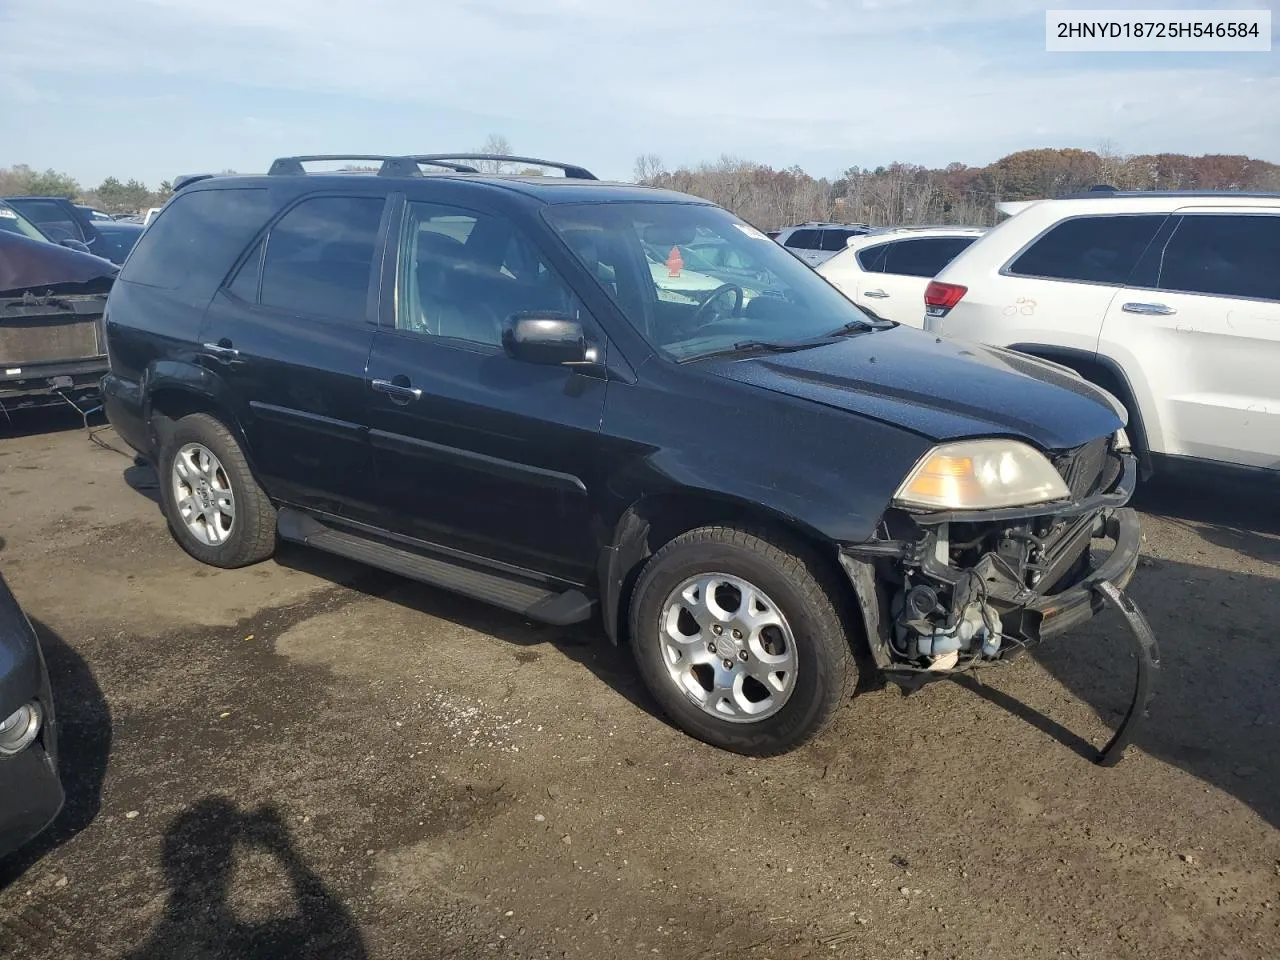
276, 508, 594, 625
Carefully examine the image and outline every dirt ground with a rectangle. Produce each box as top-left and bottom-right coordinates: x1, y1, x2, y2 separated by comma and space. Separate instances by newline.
0, 412, 1276, 960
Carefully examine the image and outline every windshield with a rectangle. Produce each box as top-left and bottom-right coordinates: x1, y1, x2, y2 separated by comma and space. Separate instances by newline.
543, 202, 882, 360
0, 204, 50, 243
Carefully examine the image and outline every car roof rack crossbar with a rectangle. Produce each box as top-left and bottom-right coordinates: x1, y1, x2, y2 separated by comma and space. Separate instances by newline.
266, 155, 481, 177
412, 154, 598, 180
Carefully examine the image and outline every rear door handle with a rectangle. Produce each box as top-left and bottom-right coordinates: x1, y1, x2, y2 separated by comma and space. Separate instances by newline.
371, 378, 423, 403
1121, 302, 1176, 316
202, 341, 239, 358
863, 289, 889, 299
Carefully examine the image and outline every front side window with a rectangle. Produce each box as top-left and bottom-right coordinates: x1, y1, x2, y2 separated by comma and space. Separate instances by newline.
259, 195, 385, 322
544, 202, 881, 361
1007, 214, 1166, 285
396, 200, 585, 346
1156, 214, 1280, 301
883, 236, 977, 278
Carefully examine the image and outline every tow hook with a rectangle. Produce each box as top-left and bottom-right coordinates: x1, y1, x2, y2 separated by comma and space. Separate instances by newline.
1092, 579, 1160, 767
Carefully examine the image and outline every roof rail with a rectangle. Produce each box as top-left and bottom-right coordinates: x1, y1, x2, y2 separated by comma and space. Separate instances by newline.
266, 155, 480, 177
412, 154, 598, 180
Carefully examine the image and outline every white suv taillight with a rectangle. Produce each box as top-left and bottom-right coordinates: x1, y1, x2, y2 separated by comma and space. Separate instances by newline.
924, 281, 967, 318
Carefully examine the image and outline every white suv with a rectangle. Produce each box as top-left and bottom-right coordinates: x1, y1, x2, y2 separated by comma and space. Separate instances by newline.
817, 226, 984, 327
926, 192, 1280, 476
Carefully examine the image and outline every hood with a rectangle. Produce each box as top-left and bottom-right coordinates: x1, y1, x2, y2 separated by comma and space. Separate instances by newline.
703, 326, 1122, 451
0, 230, 118, 297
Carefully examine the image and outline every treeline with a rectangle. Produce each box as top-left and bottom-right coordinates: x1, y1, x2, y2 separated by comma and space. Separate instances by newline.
635, 148, 1280, 229
7, 144, 1279, 226
0, 164, 173, 214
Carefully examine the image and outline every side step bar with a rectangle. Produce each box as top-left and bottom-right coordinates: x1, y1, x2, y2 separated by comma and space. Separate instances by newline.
277, 508, 594, 626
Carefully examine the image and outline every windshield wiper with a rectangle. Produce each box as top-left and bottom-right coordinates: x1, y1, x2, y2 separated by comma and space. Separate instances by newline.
828, 315, 894, 336
682, 337, 837, 362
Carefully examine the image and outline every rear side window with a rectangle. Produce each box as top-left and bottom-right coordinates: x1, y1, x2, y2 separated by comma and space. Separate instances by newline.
883, 236, 977, 278
1007, 215, 1165, 285
1156, 214, 1280, 301
783, 229, 820, 250
259, 196, 386, 322
856, 243, 890, 272
120, 188, 276, 293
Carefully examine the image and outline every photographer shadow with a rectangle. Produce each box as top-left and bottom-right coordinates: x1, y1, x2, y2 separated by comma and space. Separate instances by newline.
127, 797, 366, 960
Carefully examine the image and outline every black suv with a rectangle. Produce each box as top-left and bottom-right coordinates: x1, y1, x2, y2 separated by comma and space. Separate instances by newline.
102, 154, 1152, 757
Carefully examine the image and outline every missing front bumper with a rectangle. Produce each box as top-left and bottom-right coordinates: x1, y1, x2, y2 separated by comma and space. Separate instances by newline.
839, 507, 1159, 766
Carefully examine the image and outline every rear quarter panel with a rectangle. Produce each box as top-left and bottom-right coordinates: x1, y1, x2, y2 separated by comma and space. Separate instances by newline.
928, 210, 1116, 352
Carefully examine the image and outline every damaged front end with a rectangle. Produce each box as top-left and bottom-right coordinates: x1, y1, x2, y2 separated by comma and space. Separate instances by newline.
841, 433, 1159, 765
0, 230, 116, 417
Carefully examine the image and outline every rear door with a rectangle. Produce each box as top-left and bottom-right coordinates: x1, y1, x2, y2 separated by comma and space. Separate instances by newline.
198, 192, 389, 520
858, 236, 978, 327
364, 197, 606, 583
1098, 210, 1280, 467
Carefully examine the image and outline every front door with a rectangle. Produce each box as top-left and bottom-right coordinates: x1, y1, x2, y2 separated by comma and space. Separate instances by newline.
1099, 210, 1280, 468
365, 199, 607, 583
198, 192, 390, 520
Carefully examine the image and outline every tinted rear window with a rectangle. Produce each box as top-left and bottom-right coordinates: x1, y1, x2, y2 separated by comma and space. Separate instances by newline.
1156, 214, 1280, 301
1008, 214, 1166, 284
856, 243, 890, 272
883, 236, 976, 278
783, 229, 821, 250
820, 229, 860, 251
120, 188, 277, 293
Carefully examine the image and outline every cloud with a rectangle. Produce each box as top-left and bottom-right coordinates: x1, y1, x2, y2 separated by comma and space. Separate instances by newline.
1, 0, 1276, 183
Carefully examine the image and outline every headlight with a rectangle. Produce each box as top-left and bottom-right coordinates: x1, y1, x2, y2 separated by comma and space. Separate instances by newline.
894, 440, 1071, 510
0, 702, 42, 756
1113, 427, 1131, 452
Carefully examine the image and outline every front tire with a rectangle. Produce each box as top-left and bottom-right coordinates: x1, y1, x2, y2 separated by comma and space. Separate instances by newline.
158, 413, 277, 568
628, 525, 857, 756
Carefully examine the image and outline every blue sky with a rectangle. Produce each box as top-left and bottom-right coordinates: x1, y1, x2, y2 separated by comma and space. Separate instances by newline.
1, 0, 1276, 189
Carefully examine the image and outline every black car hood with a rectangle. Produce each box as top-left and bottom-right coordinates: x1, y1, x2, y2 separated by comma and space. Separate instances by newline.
0, 231, 117, 297
703, 326, 1122, 451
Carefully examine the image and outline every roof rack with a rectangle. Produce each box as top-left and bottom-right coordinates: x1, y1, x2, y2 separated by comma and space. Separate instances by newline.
264, 154, 597, 180
266, 155, 481, 177
412, 154, 598, 180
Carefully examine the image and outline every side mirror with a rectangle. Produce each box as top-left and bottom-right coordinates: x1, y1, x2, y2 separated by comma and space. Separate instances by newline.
60, 238, 92, 254
502, 313, 589, 367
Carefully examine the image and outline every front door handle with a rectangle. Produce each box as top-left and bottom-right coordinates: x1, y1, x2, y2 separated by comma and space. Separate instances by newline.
372, 378, 423, 403
863, 289, 890, 299
202, 341, 239, 358
1122, 302, 1176, 316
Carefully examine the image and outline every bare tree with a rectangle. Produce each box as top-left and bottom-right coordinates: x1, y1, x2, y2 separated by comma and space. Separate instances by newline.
633, 154, 666, 183
474, 134, 514, 173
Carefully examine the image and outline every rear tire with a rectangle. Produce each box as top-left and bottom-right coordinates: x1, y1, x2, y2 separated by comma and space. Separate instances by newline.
628, 525, 857, 756
157, 413, 276, 568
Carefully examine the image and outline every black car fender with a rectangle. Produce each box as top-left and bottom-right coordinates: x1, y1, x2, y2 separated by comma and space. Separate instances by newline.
142, 358, 255, 463
1007, 343, 1154, 478
596, 486, 880, 647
